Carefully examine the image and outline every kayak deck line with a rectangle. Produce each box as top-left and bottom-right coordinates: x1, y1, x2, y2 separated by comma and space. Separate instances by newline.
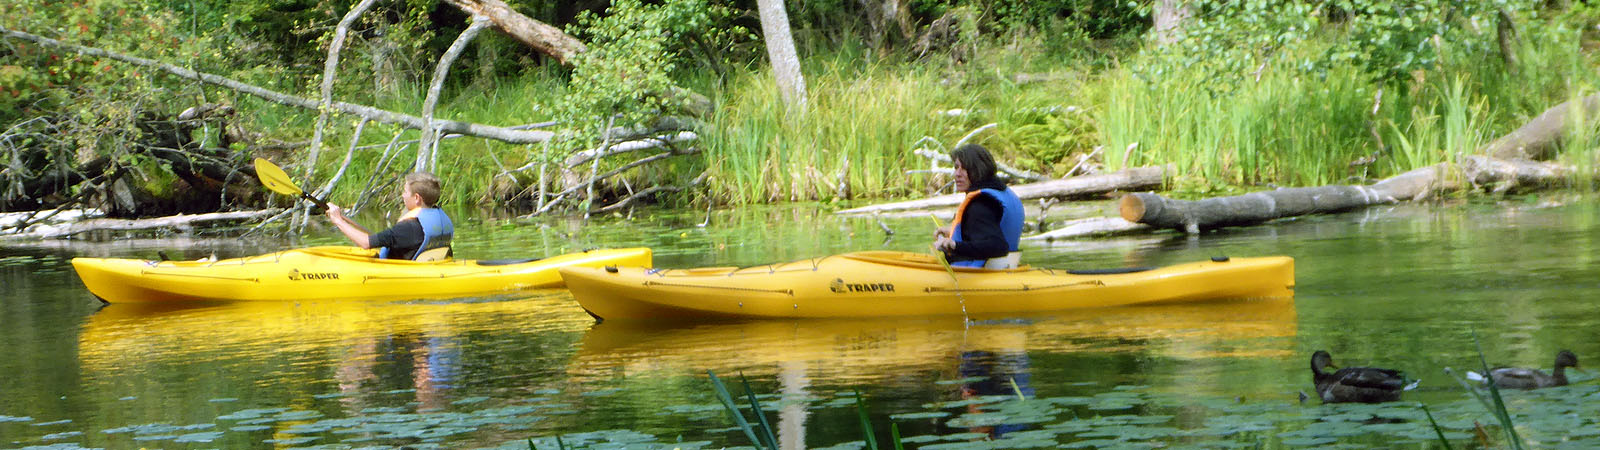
560, 252, 1295, 322
642, 280, 795, 295
74, 246, 653, 303
139, 270, 261, 282
923, 279, 1105, 293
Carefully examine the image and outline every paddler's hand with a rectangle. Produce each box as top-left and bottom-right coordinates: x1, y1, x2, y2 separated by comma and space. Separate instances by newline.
326, 203, 346, 222
934, 236, 957, 252
933, 224, 953, 239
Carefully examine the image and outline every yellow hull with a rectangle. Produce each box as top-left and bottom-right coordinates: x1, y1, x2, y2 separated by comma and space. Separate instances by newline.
570, 298, 1298, 382
560, 251, 1294, 321
72, 246, 652, 303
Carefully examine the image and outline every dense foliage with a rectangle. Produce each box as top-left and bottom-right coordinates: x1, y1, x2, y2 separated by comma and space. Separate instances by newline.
2, 0, 1599, 209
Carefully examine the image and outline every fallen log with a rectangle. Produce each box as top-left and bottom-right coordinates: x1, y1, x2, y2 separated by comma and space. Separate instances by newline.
835, 165, 1167, 215
1119, 156, 1575, 233
443, 0, 587, 65
1022, 217, 1148, 241
2, 209, 280, 240
1486, 93, 1600, 161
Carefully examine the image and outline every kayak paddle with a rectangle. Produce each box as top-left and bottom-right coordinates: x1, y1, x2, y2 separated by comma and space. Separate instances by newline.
253, 157, 329, 211
928, 214, 970, 322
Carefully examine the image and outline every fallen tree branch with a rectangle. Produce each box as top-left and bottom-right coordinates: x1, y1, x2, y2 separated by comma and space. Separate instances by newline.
307, 0, 380, 187
913, 148, 1048, 182
443, 0, 587, 65
551, 147, 703, 200
0, 25, 554, 144
3, 209, 280, 240
560, 131, 699, 169
1023, 217, 1149, 241
1486, 92, 1600, 161
418, 15, 493, 171
591, 171, 710, 214
836, 165, 1167, 215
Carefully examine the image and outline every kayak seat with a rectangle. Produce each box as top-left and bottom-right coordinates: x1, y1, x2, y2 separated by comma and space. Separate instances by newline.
1067, 266, 1156, 275
475, 257, 543, 266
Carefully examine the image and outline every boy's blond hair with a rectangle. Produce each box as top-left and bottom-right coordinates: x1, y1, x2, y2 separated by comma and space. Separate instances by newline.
406, 172, 442, 207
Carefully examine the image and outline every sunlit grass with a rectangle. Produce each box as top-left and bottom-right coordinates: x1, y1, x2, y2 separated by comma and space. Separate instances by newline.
231, 14, 1600, 209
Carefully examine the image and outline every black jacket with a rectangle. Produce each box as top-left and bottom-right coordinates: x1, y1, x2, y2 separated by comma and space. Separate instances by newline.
946, 179, 1013, 264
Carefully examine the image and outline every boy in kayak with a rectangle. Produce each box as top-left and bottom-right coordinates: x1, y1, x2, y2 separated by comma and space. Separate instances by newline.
933, 144, 1024, 269
326, 172, 455, 261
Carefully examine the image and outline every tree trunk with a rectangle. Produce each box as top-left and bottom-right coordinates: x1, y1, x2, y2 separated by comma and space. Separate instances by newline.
442, 0, 587, 65
1119, 156, 1574, 233
757, 0, 808, 114
1486, 93, 1600, 160
417, 16, 493, 172
1152, 0, 1193, 46
835, 166, 1168, 215
4, 209, 280, 240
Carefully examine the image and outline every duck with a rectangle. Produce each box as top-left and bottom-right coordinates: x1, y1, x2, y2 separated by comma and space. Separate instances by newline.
1467, 350, 1580, 390
1310, 350, 1410, 403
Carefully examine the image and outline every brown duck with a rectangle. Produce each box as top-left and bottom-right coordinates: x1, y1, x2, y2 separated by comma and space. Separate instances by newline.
1310, 350, 1410, 403
1468, 350, 1580, 390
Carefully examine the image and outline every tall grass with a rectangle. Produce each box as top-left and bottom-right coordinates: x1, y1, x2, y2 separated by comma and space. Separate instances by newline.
246, 11, 1600, 209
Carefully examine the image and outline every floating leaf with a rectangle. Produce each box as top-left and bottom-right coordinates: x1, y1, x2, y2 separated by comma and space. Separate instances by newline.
888, 411, 950, 421
40, 431, 84, 440
173, 431, 225, 443
1279, 436, 1336, 446
452, 396, 490, 406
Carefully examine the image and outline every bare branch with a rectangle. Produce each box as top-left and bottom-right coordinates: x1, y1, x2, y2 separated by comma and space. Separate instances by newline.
418, 16, 493, 172
0, 25, 554, 144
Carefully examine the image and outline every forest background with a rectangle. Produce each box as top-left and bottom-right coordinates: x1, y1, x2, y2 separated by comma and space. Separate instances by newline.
3, 0, 1600, 216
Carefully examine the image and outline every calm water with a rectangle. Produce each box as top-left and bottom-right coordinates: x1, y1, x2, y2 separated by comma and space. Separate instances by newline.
4, 198, 1600, 449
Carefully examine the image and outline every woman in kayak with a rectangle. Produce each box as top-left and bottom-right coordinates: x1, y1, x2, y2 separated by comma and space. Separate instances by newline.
326, 172, 455, 261
933, 144, 1024, 269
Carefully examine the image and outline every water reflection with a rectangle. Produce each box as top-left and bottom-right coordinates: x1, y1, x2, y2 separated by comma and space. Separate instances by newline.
77, 293, 588, 387
573, 298, 1296, 383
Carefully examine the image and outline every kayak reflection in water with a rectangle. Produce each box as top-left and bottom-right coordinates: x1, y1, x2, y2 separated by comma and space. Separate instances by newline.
957, 349, 1035, 437
326, 172, 455, 261
932, 144, 1024, 269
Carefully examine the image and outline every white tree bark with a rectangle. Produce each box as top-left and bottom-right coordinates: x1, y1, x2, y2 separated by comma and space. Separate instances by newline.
308, 0, 380, 186
417, 16, 493, 172
756, 0, 807, 114
1152, 0, 1192, 46
0, 26, 553, 144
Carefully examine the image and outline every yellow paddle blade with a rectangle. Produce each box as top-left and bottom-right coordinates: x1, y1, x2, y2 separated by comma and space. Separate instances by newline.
253, 157, 303, 196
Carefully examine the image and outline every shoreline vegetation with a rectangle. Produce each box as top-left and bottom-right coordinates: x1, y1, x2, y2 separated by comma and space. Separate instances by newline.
2, 1, 1600, 238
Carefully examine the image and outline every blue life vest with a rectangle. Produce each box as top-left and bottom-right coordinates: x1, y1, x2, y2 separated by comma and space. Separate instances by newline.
378, 207, 454, 260
950, 187, 1024, 268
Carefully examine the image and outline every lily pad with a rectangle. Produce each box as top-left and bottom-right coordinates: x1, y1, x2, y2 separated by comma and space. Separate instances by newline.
451, 396, 490, 406
173, 431, 225, 443
889, 411, 951, 420
1280, 437, 1337, 446
40, 431, 84, 440
231, 425, 272, 432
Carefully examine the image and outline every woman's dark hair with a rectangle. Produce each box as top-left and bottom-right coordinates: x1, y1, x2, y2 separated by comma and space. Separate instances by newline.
950, 144, 998, 185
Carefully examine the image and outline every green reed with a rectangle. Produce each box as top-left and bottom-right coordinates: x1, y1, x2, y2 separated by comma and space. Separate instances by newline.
243, 14, 1599, 209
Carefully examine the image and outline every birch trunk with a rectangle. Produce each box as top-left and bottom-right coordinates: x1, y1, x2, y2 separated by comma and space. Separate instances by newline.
757, 0, 808, 114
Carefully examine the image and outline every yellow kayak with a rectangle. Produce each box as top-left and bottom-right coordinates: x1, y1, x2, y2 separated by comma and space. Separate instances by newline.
560, 251, 1293, 322
72, 246, 652, 303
